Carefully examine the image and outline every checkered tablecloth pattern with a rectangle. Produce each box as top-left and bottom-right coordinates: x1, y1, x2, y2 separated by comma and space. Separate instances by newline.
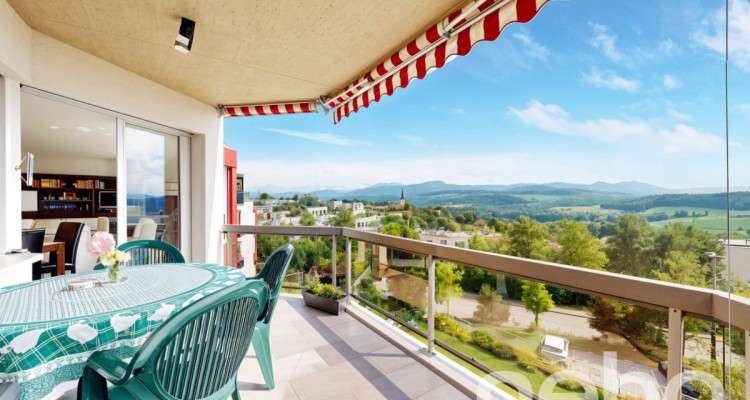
0, 263, 245, 399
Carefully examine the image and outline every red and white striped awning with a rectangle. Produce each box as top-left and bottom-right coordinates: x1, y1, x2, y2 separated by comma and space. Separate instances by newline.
222, 101, 318, 117
330, 0, 552, 124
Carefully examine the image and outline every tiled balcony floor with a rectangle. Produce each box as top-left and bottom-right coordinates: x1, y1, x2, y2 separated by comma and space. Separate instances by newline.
237, 294, 470, 400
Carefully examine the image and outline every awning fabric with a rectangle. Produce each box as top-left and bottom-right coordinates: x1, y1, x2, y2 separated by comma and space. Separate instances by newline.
222, 101, 318, 117
331, 0, 552, 124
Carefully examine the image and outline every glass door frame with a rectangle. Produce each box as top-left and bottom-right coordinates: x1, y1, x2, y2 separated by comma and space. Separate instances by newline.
21, 86, 193, 260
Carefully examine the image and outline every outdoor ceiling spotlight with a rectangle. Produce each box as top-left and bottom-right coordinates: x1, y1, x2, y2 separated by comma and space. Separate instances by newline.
174, 17, 195, 54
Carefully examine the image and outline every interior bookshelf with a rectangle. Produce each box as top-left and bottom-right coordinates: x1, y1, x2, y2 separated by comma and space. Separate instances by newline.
21, 173, 117, 219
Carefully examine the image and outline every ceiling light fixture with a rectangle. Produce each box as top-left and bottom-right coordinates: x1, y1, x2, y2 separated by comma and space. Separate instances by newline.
76, 126, 91, 132
174, 17, 195, 54
49, 125, 60, 130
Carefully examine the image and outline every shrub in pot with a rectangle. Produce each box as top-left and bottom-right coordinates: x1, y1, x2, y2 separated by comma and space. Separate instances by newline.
302, 278, 347, 315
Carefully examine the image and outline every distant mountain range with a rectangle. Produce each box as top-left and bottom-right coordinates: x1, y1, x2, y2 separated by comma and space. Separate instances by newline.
262, 180, 744, 203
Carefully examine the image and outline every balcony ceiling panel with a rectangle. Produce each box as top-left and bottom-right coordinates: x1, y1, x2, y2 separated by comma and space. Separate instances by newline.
7, 0, 466, 106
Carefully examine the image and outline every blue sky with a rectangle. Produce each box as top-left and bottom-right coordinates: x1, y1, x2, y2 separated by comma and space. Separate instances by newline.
225, 0, 750, 192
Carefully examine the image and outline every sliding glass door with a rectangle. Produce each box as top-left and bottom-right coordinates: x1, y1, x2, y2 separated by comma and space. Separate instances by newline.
124, 125, 181, 248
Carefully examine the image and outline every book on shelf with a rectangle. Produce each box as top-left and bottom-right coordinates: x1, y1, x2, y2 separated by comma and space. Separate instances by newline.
40, 179, 62, 188
73, 179, 95, 189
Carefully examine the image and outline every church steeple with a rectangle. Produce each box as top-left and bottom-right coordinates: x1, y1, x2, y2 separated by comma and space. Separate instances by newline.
400, 188, 405, 206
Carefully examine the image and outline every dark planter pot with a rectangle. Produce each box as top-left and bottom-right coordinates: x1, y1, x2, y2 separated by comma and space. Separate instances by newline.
302, 291, 348, 315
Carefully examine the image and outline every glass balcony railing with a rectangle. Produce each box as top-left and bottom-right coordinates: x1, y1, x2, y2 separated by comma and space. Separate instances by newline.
223, 224, 749, 400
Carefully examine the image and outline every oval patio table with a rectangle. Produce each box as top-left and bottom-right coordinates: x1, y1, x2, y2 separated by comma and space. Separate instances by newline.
0, 263, 245, 400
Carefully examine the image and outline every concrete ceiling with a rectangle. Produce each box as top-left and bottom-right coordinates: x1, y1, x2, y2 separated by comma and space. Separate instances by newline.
7, 0, 466, 107
21, 92, 116, 159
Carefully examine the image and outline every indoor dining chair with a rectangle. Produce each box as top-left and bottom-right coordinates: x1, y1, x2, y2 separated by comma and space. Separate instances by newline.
38, 222, 86, 279
79, 279, 269, 400
247, 244, 294, 390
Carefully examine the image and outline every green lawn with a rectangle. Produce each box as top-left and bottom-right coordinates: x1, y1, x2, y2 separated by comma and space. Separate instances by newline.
355, 300, 587, 398
650, 215, 750, 238
550, 205, 620, 214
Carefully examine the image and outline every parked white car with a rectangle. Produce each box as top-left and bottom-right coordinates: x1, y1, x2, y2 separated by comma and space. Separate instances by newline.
538, 335, 569, 365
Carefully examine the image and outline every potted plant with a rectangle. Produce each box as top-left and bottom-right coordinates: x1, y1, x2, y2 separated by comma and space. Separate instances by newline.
302, 277, 347, 315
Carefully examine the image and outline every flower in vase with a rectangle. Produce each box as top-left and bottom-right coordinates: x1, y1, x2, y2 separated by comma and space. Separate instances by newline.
87, 232, 116, 257
115, 250, 131, 263
100, 254, 117, 267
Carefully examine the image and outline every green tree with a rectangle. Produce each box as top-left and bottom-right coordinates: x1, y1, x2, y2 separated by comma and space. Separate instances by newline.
290, 237, 317, 271
298, 194, 318, 207
556, 220, 608, 270
436, 261, 463, 314
330, 207, 355, 228
605, 214, 656, 276
292, 194, 299, 201
473, 284, 510, 326
651, 251, 707, 287
257, 234, 287, 261
259, 192, 274, 200
380, 222, 420, 240
299, 211, 316, 226
507, 216, 550, 260
462, 211, 477, 224
469, 234, 490, 252
521, 281, 553, 328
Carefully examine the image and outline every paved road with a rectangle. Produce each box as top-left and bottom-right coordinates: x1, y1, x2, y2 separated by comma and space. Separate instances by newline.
433, 291, 602, 338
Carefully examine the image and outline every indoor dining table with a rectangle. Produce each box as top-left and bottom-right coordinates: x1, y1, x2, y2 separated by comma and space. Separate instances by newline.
0, 263, 246, 400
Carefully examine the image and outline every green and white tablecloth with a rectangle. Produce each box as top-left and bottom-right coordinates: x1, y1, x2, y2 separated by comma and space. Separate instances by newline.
0, 263, 245, 400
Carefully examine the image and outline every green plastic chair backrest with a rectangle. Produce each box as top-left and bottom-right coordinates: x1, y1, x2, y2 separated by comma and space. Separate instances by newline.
128, 279, 268, 399
256, 244, 294, 323
118, 240, 186, 266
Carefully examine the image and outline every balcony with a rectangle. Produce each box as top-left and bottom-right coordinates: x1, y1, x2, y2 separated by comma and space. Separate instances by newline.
238, 294, 470, 400
224, 224, 750, 400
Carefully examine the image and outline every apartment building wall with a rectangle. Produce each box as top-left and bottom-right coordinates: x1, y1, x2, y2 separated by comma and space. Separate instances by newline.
0, 0, 224, 262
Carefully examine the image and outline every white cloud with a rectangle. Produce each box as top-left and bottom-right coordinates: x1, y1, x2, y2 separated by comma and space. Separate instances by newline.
509, 100, 650, 141
510, 100, 723, 154
262, 128, 367, 147
582, 67, 640, 92
661, 124, 723, 153
693, 0, 750, 71
736, 103, 750, 114
512, 33, 551, 62
126, 128, 165, 196
589, 22, 627, 65
667, 109, 692, 120
238, 153, 612, 188
658, 39, 678, 56
662, 74, 679, 90
396, 134, 424, 146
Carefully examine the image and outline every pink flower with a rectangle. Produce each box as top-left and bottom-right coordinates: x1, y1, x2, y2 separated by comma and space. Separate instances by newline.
87, 232, 116, 257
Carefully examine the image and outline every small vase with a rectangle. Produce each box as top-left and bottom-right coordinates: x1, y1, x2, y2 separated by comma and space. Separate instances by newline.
106, 262, 120, 283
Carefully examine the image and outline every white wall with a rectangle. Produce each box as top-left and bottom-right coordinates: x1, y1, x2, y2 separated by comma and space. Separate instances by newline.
0, 0, 225, 263
0, 77, 21, 252
30, 155, 117, 176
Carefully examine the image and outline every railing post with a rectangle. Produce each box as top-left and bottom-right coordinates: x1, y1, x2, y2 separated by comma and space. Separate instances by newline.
427, 255, 435, 355
332, 235, 337, 288
346, 237, 352, 297
667, 308, 684, 400
226, 232, 233, 268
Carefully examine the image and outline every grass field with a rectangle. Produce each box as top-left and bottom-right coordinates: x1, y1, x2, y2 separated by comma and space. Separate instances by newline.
642, 206, 750, 217
407, 320, 583, 397
550, 205, 620, 214
651, 215, 750, 237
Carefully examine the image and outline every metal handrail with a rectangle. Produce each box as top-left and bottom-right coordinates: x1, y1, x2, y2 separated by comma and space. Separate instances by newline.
222, 224, 750, 332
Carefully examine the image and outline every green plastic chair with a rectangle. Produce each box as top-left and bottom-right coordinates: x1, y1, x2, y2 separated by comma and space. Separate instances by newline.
80, 279, 269, 400
247, 244, 294, 390
94, 240, 185, 270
